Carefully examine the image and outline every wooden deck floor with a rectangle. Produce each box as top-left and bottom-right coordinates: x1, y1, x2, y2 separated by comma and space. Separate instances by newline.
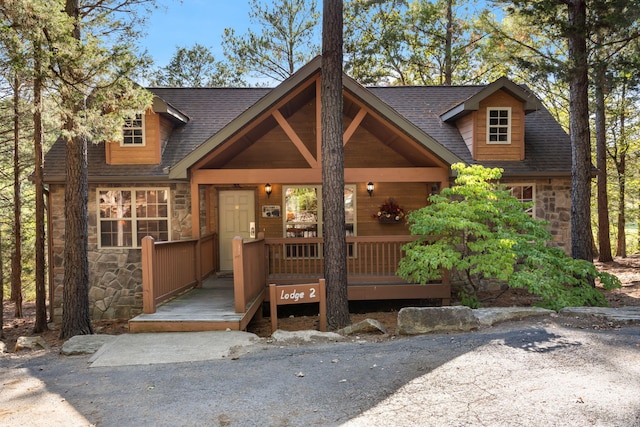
128, 276, 252, 333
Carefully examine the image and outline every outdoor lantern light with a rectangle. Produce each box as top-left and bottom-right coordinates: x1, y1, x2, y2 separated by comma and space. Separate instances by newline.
265, 183, 272, 198
367, 182, 374, 197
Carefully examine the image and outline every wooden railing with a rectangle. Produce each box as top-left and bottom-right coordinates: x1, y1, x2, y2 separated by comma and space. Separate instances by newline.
232, 235, 267, 313
199, 233, 218, 278
141, 233, 218, 314
264, 235, 419, 284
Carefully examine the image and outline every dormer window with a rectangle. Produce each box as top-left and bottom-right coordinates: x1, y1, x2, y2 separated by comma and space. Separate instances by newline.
487, 107, 511, 144
122, 113, 145, 146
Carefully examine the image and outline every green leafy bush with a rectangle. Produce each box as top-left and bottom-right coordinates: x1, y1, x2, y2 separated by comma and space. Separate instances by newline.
398, 163, 621, 309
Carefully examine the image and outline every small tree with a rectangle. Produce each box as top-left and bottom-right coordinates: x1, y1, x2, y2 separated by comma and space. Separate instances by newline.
398, 164, 620, 310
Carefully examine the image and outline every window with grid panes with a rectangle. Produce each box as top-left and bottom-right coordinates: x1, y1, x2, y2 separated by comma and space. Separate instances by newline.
487, 107, 511, 144
122, 114, 145, 146
98, 188, 169, 248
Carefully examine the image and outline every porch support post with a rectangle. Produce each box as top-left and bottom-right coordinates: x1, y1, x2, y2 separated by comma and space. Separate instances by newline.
141, 236, 157, 314
190, 179, 202, 287
233, 236, 246, 313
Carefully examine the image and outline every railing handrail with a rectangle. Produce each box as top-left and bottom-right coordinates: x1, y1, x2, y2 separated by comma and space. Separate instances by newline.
141, 233, 218, 314
263, 235, 423, 284
233, 236, 267, 313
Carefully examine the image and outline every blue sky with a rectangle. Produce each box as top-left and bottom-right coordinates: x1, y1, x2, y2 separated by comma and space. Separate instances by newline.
140, 0, 496, 68
140, 0, 258, 66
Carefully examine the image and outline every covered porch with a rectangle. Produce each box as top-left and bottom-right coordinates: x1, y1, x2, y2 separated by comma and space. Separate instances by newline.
130, 233, 451, 333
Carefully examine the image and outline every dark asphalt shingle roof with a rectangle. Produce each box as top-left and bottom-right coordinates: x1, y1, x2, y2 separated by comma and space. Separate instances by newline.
43, 82, 571, 182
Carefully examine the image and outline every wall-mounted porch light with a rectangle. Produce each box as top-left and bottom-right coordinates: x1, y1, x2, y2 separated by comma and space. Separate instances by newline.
367, 182, 375, 197
265, 183, 272, 198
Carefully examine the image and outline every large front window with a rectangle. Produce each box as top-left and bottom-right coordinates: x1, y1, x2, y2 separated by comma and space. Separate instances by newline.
98, 188, 170, 248
283, 185, 356, 257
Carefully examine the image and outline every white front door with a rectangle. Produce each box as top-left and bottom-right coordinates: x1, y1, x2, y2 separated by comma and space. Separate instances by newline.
219, 190, 256, 271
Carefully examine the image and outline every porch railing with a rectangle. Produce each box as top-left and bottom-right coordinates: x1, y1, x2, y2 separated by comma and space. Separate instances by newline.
141, 233, 218, 314
264, 235, 420, 284
232, 236, 267, 313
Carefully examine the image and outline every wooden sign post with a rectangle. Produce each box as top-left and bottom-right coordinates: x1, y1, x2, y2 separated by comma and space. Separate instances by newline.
269, 279, 326, 333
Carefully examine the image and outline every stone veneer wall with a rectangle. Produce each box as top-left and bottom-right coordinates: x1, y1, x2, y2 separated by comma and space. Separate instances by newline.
532, 177, 571, 254
50, 183, 193, 322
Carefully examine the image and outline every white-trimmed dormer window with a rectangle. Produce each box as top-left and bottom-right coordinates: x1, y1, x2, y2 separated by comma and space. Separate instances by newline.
122, 113, 145, 146
487, 107, 511, 144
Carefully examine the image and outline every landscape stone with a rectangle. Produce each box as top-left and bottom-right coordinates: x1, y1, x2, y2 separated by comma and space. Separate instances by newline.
61, 334, 117, 355
338, 318, 388, 336
14, 336, 50, 352
271, 329, 344, 343
474, 307, 554, 327
397, 306, 479, 335
559, 306, 640, 324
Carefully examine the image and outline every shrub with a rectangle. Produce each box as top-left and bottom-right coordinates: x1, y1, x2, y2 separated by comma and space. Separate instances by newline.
398, 163, 620, 309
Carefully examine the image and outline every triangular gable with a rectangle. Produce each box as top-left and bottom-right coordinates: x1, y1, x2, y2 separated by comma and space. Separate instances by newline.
168, 56, 462, 179
440, 76, 542, 123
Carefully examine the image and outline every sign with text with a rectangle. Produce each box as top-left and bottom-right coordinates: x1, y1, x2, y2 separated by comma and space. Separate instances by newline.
269, 280, 326, 332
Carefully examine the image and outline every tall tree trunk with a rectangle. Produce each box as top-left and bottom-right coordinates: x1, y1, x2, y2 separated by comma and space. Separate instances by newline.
11, 76, 23, 318
0, 227, 4, 339
615, 157, 626, 257
594, 65, 612, 262
322, 0, 350, 330
60, 0, 93, 339
444, 0, 453, 85
33, 53, 48, 333
567, 0, 594, 263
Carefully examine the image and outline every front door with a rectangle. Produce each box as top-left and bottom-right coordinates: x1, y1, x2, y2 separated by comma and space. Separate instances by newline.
219, 190, 256, 271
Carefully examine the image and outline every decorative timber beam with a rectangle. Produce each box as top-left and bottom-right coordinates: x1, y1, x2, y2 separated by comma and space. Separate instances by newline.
191, 167, 449, 185
272, 110, 318, 168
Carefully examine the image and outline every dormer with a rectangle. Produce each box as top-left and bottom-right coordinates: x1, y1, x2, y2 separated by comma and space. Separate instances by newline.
441, 77, 541, 161
105, 96, 189, 165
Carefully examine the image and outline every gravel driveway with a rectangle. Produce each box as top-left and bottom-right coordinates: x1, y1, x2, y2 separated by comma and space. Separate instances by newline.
2, 318, 639, 426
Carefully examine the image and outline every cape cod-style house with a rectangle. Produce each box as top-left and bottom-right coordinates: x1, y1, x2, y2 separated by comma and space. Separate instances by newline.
43, 56, 572, 331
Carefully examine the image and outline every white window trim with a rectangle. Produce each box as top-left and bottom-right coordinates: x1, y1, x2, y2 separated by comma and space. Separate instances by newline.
486, 107, 511, 145
506, 183, 535, 217
121, 113, 146, 147
97, 187, 171, 249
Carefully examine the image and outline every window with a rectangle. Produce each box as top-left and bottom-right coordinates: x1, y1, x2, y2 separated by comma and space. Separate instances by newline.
508, 184, 535, 216
98, 188, 170, 248
122, 114, 145, 146
487, 107, 511, 144
283, 185, 356, 258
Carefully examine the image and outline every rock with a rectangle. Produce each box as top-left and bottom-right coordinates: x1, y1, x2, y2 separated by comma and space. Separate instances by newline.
14, 336, 50, 352
559, 307, 640, 324
338, 318, 388, 336
0, 341, 6, 353
61, 334, 117, 355
271, 329, 344, 343
397, 306, 479, 335
474, 307, 554, 327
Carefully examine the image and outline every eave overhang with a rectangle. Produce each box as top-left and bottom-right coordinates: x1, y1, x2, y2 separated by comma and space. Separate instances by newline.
440, 76, 542, 123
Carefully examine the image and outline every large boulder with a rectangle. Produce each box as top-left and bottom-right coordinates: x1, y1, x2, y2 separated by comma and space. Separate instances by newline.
397, 306, 479, 335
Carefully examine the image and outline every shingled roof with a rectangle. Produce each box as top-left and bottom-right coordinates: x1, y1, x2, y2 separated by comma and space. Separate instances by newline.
43, 68, 571, 183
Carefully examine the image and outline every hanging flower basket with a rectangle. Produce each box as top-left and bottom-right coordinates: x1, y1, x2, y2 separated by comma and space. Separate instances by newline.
374, 198, 405, 224
378, 215, 402, 224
